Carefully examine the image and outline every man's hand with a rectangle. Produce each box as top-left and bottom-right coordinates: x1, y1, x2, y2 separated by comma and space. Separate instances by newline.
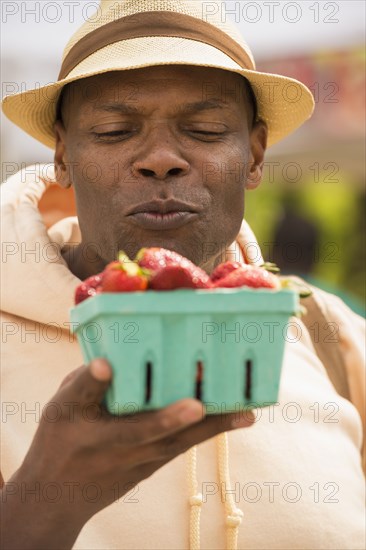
0, 359, 255, 550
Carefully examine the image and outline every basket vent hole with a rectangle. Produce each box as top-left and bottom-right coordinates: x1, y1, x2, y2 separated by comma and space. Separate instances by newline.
195, 361, 203, 401
145, 362, 153, 404
245, 360, 252, 400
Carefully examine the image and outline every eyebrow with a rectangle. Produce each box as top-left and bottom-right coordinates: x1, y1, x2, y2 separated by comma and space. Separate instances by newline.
178, 99, 228, 114
95, 104, 139, 114
94, 98, 228, 116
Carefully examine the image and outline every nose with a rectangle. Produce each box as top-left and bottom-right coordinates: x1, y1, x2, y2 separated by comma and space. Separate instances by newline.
132, 126, 190, 180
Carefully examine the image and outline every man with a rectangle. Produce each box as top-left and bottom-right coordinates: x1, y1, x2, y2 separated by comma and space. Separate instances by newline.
1, 1, 365, 549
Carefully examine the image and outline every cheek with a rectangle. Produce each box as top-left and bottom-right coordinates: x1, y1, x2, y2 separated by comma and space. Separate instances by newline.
213, 182, 245, 245
68, 142, 113, 188
68, 143, 122, 213
202, 144, 248, 217
67, 140, 144, 208
199, 159, 247, 254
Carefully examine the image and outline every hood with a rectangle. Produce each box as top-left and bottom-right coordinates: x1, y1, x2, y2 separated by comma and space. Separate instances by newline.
1, 165, 81, 326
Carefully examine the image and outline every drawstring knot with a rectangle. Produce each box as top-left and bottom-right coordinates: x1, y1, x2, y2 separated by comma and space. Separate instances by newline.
226, 509, 244, 528
189, 493, 203, 507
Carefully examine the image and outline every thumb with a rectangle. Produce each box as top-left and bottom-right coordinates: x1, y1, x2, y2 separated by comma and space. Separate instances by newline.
59, 358, 112, 405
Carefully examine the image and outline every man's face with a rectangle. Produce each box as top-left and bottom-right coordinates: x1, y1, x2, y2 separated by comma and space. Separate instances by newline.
55, 66, 266, 275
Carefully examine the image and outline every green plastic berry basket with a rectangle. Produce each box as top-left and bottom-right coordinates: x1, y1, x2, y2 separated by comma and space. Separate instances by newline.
70, 288, 298, 415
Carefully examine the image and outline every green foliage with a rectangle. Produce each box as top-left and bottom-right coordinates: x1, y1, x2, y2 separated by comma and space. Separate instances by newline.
245, 173, 365, 310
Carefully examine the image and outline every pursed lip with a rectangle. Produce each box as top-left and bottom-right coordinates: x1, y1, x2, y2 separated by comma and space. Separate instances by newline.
126, 199, 199, 216
126, 199, 200, 231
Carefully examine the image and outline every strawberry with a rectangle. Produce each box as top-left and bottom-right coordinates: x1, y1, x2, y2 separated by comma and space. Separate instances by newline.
149, 264, 211, 290
136, 247, 190, 272
210, 261, 243, 282
101, 255, 148, 292
136, 247, 210, 289
213, 265, 280, 290
75, 274, 103, 305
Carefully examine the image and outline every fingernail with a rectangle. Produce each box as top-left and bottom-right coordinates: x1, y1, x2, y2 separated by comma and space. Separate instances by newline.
90, 358, 112, 381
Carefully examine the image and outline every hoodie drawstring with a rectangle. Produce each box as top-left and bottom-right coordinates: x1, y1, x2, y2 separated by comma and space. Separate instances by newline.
217, 433, 244, 549
187, 435, 243, 550
187, 445, 203, 550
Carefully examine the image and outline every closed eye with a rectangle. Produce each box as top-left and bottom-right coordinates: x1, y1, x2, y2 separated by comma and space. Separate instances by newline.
95, 131, 130, 137
92, 130, 133, 142
193, 130, 223, 135
188, 130, 226, 141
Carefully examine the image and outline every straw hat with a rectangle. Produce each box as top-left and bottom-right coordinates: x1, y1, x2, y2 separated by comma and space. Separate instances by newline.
2, 0, 315, 148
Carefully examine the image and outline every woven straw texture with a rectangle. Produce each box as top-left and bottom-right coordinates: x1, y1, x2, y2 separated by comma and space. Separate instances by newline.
1, 0, 314, 148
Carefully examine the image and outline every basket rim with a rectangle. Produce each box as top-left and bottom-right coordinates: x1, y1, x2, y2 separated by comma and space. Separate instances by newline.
70, 288, 298, 331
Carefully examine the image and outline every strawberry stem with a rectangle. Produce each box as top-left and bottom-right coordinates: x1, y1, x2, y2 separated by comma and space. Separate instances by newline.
118, 251, 132, 265
117, 251, 142, 277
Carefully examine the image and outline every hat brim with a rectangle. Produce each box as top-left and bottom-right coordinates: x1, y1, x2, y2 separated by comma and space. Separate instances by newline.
2, 36, 314, 149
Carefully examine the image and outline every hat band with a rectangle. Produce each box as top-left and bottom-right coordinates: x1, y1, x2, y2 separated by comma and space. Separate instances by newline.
58, 11, 254, 80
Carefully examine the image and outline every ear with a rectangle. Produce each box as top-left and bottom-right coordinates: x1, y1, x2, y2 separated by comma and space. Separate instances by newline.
54, 120, 72, 189
246, 121, 268, 190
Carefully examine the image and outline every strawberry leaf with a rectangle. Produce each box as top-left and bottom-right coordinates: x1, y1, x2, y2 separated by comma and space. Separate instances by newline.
281, 278, 312, 298
135, 248, 147, 263
140, 267, 153, 278
260, 262, 281, 273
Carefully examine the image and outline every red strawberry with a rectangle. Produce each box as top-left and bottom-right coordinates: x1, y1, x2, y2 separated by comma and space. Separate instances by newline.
210, 261, 243, 282
136, 247, 210, 289
136, 247, 190, 272
101, 255, 148, 292
213, 265, 280, 290
149, 264, 211, 290
75, 274, 103, 305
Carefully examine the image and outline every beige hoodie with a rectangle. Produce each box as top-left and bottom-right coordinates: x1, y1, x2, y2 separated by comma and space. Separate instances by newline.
1, 165, 365, 549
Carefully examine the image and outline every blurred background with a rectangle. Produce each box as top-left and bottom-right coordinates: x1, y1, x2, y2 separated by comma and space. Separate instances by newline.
1, 0, 365, 314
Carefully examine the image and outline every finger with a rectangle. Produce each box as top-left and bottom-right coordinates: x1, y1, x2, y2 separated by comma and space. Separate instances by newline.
107, 398, 205, 447
134, 409, 255, 464
109, 402, 254, 452
58, 358, 112, 405
59, 365, 84, 389
115, 410, 254, 487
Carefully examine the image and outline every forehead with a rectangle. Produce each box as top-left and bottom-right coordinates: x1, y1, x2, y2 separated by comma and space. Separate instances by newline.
62, 65, 249, 114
